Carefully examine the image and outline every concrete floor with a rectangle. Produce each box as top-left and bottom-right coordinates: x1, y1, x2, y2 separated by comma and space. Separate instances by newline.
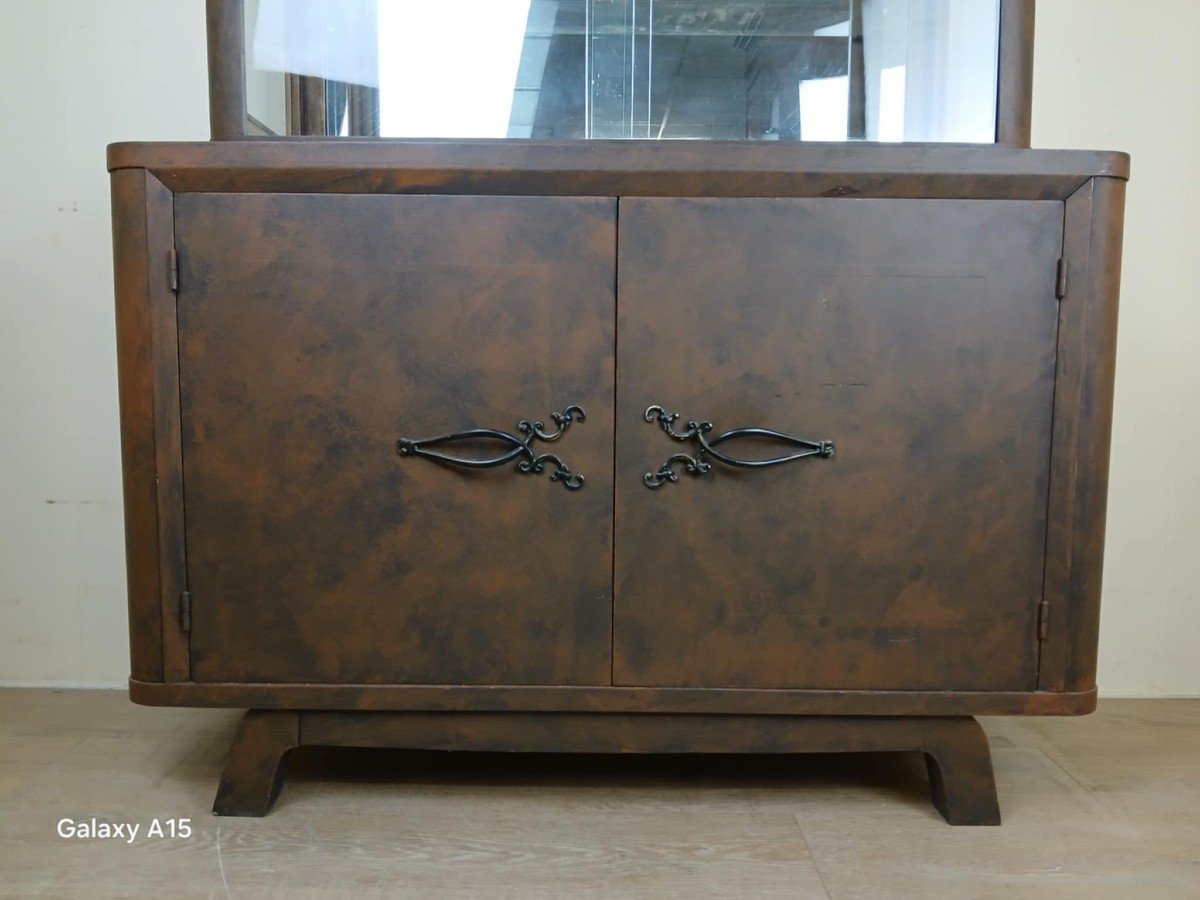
0, 690, 1197, 898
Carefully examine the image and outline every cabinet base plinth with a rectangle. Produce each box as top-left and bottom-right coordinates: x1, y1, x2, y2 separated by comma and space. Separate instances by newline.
212, 710, 298, 817
213, 710, 1000, 825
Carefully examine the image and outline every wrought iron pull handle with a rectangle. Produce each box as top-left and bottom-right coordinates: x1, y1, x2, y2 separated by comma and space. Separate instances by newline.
642, 404, 833, 489
398, 405, 586, 491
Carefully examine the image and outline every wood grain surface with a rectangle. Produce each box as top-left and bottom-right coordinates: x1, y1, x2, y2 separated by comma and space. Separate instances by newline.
106, 140, 1129, 199
215, 710, 1002, 824
615, 197, 1063, 690
107, 148, 1126, 714
175, 193, 616, 685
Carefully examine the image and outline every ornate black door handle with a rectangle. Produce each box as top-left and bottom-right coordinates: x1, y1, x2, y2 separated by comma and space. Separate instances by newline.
642, 404, 833, 489
398, 405, 586, 491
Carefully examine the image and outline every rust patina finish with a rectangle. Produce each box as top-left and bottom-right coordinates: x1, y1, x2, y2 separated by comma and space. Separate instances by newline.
109, 141, 1126, 821
175, 193, 616, 685
615, 197, 1062, 691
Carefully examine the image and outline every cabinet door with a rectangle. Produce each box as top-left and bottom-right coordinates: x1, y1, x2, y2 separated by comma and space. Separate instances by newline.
615, 198, 1062, 691
177, 194, 615, 685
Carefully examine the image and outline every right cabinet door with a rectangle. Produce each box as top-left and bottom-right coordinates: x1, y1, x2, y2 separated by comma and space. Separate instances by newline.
614, 197, 1064, 691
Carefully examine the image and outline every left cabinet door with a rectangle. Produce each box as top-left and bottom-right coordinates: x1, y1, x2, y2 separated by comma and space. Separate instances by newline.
175, 193, 616, 685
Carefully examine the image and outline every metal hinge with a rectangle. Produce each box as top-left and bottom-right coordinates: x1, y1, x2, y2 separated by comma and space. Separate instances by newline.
1055, 258, 1068, 300
1037, 598, 1050, 642
179, 590, 191, 633
167, 248, 179, 293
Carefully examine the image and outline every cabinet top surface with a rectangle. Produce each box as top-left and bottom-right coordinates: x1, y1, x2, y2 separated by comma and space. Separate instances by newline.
108, 140, 1128, 201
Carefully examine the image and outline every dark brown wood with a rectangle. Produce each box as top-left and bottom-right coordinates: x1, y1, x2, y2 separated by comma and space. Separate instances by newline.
284, 74, 300, 136
111, 170, 162, 683
214, 710, 999, 824
286, 75, 327, 136
213, 709, 299, 816
129, 679, 1097, 717
996, 0, 1036, 147
922, 716, 1001, 825
175, 193, 616, 685
615, 197, 1061, 691
109, 153, 1126, 711
106, 141, 1129, 201
1039, 177, 1127, 692
146, 176, 189, 682
1039, 181, 1093, 691
347, 85, 381, 137
205, 0, 245, 140
109, 143, 1125, 823
1061, 177, 1125, 692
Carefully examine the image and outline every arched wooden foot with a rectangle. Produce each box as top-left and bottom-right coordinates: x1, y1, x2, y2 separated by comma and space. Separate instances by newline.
213, 710, 299, 817
206, 711, 1002, 822
922, 717, 1001, 826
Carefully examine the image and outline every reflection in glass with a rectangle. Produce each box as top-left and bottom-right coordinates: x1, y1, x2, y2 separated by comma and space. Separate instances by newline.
245, 0, 1000, 143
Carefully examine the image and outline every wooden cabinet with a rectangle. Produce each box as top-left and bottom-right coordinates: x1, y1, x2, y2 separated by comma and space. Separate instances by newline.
175, 193, 616, 686
614, 196, 1068, 691
109, 141, 1127, 824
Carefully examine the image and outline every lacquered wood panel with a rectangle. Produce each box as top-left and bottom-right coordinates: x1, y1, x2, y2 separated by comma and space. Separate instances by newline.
615, 197, 1064, 691
128, 678, 1097, 717
111, 170, 163, 682
229, 710, 1000, 824
1038, 177, 1126, 692
108, 151, 1127, 715
174, 193, 616, 685
106, 141, 1129, 200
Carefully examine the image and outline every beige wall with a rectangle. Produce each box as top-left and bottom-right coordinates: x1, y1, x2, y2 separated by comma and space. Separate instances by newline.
0, 1, 209, 685
1032, 0, 1200, 696
0, 1, 1196, 694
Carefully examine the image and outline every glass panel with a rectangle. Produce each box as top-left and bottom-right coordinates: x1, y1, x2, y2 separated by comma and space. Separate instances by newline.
244, 0, 1000, 142
244, 0, 288, 135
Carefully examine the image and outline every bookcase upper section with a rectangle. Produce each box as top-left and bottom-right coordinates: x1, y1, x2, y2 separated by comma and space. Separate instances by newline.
208, 0, 1035, 146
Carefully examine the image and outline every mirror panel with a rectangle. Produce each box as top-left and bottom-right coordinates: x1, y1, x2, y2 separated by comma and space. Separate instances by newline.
243, 0, 1001, 142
